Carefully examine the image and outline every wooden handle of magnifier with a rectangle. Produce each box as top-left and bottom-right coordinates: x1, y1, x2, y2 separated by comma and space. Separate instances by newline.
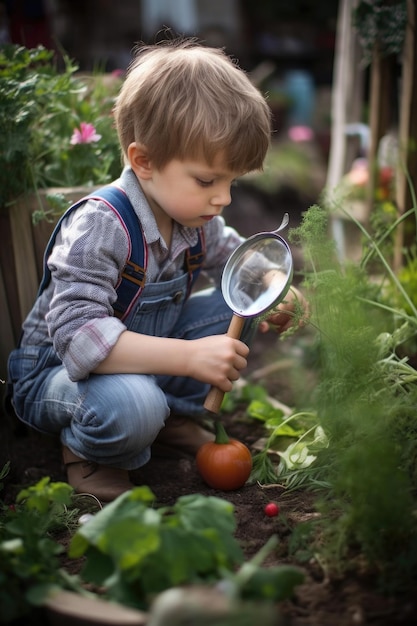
204, 314, 246, 414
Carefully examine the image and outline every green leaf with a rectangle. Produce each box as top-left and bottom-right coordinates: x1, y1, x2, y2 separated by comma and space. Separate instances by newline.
99, 517, 161, 570
173, 495, 243, 566
307, 425, 329, 453
0, 461, 10, 481
140, 529, 217, 591
271, 423, 304, 438
279, 442, 317, 470
26, 582, 62, 607
247, 400, 283, 423
0, 538, 24, 554
70, 487, 157, 558
79, 546, 115, 586
173, 494, 236, 535
240, 564, 305, 601
250, 453, 278, 485
70, 491, 245, 607
16, 478, 73, 514
241, 384, 268, 403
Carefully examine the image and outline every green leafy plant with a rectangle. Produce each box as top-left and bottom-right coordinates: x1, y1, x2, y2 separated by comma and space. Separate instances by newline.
219, 535, 304, 603
0, 44, 122, 212
286, 202, 417, 590
353, 0, 407, 66
70, 486, 304, 609
69, 485, 243, 610
248, 398, 329, 490
0, 462, 10, 494
0, 478, 305, 621
0, 476, 82, 623
219, 381, 269, 414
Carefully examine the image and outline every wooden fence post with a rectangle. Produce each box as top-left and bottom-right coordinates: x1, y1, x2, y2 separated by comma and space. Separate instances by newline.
394, 0, 417, 271
0, 187, 96, 381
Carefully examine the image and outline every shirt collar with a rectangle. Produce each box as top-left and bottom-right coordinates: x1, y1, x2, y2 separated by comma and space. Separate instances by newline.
119, 166, 199, 250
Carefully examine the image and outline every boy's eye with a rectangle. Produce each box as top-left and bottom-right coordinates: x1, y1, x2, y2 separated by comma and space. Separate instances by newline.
196, 178, 214, 187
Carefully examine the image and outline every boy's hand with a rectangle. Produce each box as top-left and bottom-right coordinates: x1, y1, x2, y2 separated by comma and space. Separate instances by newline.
258, 286, 309, 334
187, 335, 249, 392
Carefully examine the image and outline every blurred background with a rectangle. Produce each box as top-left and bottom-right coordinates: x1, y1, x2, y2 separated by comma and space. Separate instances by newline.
0, 0, 337, 155
1, 0, 408, 261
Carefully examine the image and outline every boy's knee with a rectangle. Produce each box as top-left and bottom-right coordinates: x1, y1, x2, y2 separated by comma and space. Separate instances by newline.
83, 374, 169, 437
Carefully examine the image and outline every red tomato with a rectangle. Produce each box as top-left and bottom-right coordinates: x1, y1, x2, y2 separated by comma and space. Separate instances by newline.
264, 502, 280, 517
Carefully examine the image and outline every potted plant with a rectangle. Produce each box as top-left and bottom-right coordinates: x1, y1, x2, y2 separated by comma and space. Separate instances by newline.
0, 44, 123, 378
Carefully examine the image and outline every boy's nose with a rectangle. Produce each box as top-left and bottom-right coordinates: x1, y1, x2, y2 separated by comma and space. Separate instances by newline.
211, 187, 232, 208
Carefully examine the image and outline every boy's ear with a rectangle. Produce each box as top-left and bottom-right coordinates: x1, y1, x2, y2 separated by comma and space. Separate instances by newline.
127, 143, 153, 179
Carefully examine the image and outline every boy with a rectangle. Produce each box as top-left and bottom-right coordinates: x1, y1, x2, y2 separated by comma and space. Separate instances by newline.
7, 38, 307, 502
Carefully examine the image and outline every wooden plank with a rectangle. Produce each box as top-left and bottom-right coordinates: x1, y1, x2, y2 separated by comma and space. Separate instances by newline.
326, 0, 366, 261
8, 186, 98, 323
326, 0, 365, 192
9, 194, 42, 323
0, 260, 15, 381
394, 0, 417, 270
367, 51, 395, 215
0, 210, 21, 342
1, 186, 99, 378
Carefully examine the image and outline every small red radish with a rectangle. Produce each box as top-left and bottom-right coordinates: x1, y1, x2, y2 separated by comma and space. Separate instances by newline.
264, 502, 280, 517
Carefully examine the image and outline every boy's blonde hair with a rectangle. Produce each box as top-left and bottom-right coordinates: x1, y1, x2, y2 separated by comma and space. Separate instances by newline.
114, 38, 271, 173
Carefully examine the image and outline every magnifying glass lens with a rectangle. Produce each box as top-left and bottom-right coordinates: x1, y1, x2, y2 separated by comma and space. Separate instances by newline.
222, 237, 293, 316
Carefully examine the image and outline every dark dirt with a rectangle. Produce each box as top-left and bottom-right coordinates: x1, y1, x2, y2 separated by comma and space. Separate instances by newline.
2, 179, 417, 625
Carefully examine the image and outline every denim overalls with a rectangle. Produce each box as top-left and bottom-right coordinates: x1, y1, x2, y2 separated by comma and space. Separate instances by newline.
7, 270, 255, 470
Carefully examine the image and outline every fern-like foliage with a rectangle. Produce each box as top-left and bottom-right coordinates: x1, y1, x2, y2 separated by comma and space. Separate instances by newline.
289, 203, 417, 590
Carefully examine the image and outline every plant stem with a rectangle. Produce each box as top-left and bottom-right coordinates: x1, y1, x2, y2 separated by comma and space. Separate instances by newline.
214, 420, 230, 444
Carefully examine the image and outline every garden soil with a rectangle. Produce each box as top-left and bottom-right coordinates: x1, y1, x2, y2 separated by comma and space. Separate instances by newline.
2, 180, 417, 625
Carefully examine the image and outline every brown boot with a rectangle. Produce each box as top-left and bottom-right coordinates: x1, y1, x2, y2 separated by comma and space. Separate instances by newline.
62, 446, 134, 502
152, 415, 215, 459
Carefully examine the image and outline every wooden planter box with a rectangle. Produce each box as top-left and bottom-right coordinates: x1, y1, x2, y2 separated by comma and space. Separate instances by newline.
0, 187, 95, 382
45, 590, 147, 626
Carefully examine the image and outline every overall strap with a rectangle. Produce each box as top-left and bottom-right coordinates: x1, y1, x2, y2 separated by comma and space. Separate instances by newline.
37, 185, 205, 321
37, 186, 146, 321
185, 228, 206, 296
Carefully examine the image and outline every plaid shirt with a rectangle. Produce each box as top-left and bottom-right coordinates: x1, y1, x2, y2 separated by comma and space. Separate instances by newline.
20, 167, 243, 381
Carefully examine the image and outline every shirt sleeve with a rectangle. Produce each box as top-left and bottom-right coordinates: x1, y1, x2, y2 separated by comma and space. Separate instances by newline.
200, 216, 244, 286
45, 200, 130, 381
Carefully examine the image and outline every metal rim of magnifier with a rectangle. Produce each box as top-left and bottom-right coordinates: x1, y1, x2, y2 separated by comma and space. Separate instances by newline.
221, 233, 294, 317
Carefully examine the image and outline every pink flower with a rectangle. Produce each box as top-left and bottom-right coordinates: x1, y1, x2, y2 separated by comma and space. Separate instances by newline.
288, 125, 314, 143
70, 122, 102, 145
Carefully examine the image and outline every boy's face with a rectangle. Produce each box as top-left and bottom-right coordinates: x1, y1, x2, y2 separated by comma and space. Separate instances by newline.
135, 152, 243, 228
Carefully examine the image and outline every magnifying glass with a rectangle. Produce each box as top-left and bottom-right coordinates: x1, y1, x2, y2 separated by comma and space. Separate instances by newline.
204, 213, 293, 414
